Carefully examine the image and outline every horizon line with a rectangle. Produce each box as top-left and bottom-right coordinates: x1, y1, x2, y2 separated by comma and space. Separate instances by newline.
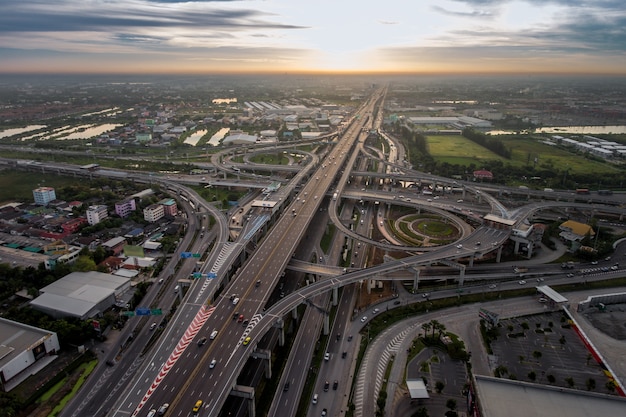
1, 70, 626, 77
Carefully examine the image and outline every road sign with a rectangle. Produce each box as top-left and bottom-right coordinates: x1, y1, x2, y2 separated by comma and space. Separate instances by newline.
192, 272, 202, 279
180, 252, 192, 258
121, 311, 135, 317
207, 272, 217, 279
192, 253, 201, 258
151, 308, 162, 315
136, 308, 151, 316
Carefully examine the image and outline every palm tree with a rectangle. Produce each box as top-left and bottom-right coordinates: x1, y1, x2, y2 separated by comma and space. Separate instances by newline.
421, 322, 432, 340
437, 322, 447, 339
430, 319, 442, 339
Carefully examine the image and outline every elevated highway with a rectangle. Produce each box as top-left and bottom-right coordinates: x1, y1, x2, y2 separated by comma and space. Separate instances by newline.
125, 89, 387, 417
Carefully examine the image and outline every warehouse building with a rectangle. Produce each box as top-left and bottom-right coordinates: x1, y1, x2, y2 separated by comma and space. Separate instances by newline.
0, 318, 60, 392
30, 271, 131, 320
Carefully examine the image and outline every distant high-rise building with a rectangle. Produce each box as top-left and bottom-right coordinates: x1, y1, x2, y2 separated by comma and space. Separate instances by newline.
86, 205, 108, 225
33, 186, 56, 205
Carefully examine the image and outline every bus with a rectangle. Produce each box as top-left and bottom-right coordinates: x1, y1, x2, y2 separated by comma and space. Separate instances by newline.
598, 190, 613, 196
575, 188, 590, 195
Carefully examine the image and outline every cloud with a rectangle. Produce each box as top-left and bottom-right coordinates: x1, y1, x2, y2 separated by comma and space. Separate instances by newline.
0, 1, 307, 33
378, 20, 399, 25
431, 5, 494, 18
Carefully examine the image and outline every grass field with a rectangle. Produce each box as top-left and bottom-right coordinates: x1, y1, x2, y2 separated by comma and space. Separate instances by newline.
501, 136, 621, 175
426, 135, 620, 175
426, 135, 505, 165
0, 170, 86, 204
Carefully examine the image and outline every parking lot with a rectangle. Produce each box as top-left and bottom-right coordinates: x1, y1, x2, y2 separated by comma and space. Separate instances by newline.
490, 311, 613, 392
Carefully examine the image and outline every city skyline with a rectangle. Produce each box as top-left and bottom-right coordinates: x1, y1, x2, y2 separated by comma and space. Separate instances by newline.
1, 0, 625, 75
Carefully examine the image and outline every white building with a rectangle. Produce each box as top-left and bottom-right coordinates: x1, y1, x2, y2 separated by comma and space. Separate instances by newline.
30, 271, 131, 320
86, 205, 108, 225
33, 187, 56, 205
0, 318, 61, 392
143, 203, 165, 223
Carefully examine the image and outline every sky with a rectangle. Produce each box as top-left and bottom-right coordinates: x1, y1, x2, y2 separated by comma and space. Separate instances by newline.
1, 0, 625, 75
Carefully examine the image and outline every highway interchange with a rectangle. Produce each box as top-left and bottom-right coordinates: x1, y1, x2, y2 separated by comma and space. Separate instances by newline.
7, 86, 624, 417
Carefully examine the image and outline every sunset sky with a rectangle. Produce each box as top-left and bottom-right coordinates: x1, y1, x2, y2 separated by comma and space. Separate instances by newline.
1, 0, 625, 75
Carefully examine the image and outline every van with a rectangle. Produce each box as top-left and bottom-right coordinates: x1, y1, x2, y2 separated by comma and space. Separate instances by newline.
210, 330, 218, 340
312, 393, 318, 404
174, 285, 180, 293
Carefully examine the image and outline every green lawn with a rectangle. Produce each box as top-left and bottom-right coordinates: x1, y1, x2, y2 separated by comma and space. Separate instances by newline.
427, 135, 620, 175
426, 135, 505, 165
0, 170, 86, 204
501, 136, 620, 175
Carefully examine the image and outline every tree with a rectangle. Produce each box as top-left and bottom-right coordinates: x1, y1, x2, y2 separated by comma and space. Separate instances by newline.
547, 374, 556, 384
606, 380, 616, 393
412, 407, 429, 417
494, 365, 508, 378
532, 350, 542, 360
565, 377, 575, 388
435, 381, 445, 393
421, 322, 432, 340
430, 319, 444, 339
528, 371, 536, 381
586, 378, 596, 391
446, 399, 457, 411
72, 255, 97, 272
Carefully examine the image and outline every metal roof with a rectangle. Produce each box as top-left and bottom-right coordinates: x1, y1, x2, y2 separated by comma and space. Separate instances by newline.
536, 285, 568, 303
474, 375, 626, 417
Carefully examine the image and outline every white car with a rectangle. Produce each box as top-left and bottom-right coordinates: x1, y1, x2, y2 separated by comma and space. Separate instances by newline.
360, 316, 367, 323
371, 308, 379, 315
324, 352, 330, 361
209, 359, 217, 369
519, 280, 527, 285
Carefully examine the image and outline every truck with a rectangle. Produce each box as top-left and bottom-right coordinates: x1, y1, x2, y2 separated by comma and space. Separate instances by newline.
514, 266, 528, 273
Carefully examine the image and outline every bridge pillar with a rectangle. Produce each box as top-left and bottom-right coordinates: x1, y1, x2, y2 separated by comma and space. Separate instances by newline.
323, 314, 330, 335
496, 246, 503, 263
526, 242, 534, 258
276, 318, 286, 346
248, 396, 256, 417
332, 287, 338, 306
412, 268, 420, 291
468, 254, 475, 267
513, 240, 521, 255
292, 307, 298, 321
230, 385, 255, 417
459, 265, 466, 286
264, 355, 272, 379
